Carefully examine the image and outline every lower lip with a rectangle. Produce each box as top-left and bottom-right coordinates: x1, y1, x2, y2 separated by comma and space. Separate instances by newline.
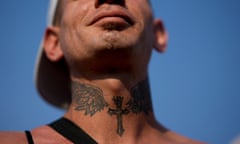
93, 17, 131, 27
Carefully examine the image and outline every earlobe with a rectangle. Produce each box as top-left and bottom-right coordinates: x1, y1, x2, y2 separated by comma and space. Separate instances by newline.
43, 26, 63, 62
153, 19, 168, 53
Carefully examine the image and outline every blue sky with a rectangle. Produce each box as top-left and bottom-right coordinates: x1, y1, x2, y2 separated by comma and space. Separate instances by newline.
0, 0, 240, 144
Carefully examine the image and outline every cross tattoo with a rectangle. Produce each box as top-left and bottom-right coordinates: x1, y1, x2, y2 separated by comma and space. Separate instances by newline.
108, 96, 129, 136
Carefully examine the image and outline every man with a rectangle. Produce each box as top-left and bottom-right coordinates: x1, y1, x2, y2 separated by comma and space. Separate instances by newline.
0, 0, 204, 143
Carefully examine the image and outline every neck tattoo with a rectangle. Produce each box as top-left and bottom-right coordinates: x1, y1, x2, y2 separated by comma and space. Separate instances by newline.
71, 79, 153, 136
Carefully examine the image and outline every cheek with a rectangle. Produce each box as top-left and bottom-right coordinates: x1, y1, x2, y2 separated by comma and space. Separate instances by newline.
129, 1, 154, 41
59, 2, 92, 54
62, 0, 93, 26
128, 0, 154, 35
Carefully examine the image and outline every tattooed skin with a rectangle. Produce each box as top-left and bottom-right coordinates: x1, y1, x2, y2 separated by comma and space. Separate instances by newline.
71, 78, 152, 136
108, 96, 129, 136
72, 81, 108, 116
127, 78, 153, 115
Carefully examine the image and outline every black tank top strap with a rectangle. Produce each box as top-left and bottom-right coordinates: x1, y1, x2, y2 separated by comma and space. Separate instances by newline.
25, 130, 34, 144
48, 117, 98, 144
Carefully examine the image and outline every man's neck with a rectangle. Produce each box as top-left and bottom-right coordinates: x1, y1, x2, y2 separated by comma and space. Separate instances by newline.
64, 76, 165, 143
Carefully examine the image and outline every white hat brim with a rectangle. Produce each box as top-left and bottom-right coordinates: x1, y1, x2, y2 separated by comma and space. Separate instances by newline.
35, 0, 71, 109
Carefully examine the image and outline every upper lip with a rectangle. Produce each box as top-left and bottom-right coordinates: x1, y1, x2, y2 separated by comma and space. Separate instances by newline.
88, 9, 134, 26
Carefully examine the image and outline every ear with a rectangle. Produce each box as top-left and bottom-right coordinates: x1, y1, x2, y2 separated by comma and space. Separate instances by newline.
153, 19, 168, 53
43, 26, 63, 62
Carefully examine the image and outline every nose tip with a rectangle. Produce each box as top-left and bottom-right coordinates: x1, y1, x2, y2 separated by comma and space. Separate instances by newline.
95, 0, 125, 8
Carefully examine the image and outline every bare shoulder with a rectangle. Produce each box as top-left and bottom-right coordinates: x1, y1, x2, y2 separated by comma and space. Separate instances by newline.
164, 131, 206, 144
31, 125, 72, 144
0, 131, 27, 144
150, 122, 206, 144
0, 126, 72, 144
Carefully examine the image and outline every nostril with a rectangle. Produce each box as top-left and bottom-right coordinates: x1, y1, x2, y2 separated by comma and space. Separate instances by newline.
99, 0, 106, 5
95, 0, 104, 8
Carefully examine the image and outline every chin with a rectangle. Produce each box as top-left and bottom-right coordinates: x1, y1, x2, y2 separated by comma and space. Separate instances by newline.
98, 30, 138, 50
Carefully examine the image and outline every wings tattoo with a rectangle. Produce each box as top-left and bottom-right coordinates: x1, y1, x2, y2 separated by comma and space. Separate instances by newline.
72, 82, 108, 116
127, 78, 153, 115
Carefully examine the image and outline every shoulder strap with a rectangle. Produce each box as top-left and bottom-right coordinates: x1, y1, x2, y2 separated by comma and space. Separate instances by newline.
48, 117, 98, 144
25, 130, 34, 144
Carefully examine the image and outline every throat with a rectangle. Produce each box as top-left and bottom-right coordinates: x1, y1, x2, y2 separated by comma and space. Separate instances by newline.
67, 78, 153, 137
